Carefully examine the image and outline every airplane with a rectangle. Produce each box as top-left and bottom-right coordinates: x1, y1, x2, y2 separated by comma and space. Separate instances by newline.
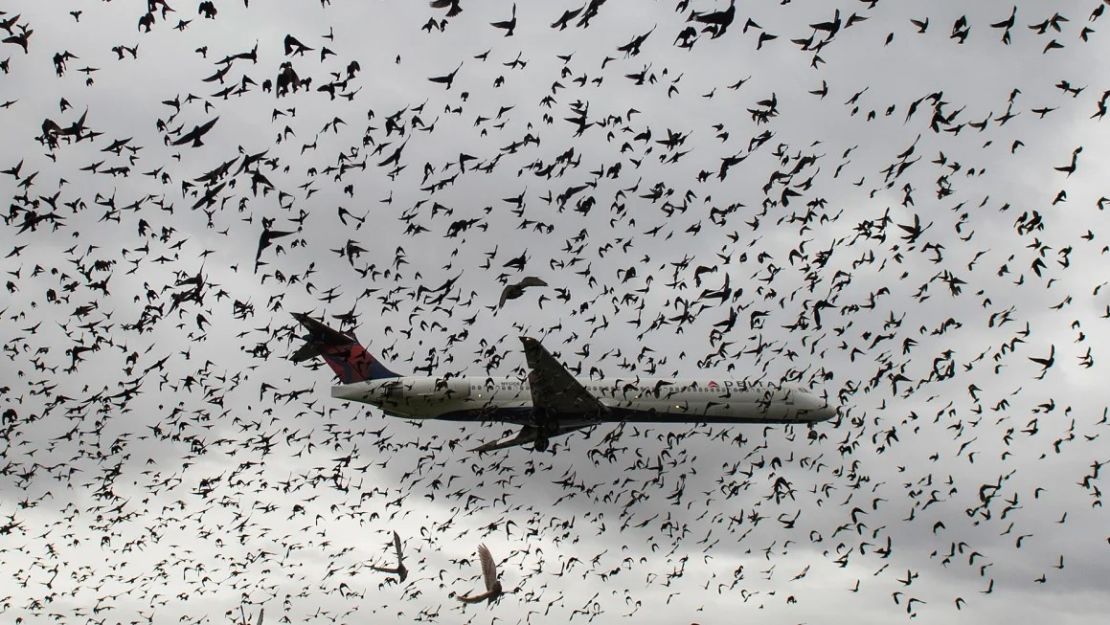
291, 313, 837, 452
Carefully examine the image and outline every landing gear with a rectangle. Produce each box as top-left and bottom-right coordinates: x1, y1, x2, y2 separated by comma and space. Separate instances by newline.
807, 425, 819, 440
532, 409, 557, 452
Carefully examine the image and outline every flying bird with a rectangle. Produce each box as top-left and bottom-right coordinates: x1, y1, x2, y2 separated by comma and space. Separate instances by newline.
498, 276, 547, 308
457, 544, 502, 604
369, 531, 407, 583
430, 0, 462, 18
171, 117, 219, 147
490, 4, 516, 36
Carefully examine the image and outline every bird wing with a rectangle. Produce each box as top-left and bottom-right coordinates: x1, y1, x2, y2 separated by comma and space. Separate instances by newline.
478, 544, 497, 592
392, 531, 403, 563
170, 129, 195, 146
517, 276, 547, 288
197, 116, 220, 134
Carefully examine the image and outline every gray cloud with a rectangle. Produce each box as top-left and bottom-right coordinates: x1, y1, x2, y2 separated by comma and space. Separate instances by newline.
1, 1, 1108, 624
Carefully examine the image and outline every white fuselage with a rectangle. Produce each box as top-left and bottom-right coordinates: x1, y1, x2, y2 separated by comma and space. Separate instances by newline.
331, 376, 836, 425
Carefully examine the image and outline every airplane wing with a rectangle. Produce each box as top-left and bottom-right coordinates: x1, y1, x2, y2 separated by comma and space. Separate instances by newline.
470, 337, 605, 453
519, 336, 606, 415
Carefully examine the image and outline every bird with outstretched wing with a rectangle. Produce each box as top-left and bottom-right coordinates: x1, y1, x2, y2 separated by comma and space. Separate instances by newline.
457, 543, 502, 604
369, 530, 407, 582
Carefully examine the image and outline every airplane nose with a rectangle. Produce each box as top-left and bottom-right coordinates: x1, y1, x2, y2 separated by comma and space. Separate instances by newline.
811, 402, 837, 421
797, 391, 837, 421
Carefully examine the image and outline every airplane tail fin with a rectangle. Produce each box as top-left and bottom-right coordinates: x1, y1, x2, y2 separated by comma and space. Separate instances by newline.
291, 313, 400, 384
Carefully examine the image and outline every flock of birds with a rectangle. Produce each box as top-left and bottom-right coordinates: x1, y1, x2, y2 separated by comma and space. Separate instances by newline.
1, 1, 1108, 623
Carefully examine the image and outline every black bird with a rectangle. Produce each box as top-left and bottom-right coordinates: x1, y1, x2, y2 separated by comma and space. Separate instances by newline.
1028, 345, 1055, 379
430, 0, 462, 17
990, 6, 1016, 44
428, 62, 462, 90
255, 218, 295, 272
1053, 146, 1082, 176
490, 4, 516, 36
502, 250, 528, 271
498, 276, 547, 308
171, 117, 219, 147
2, 24, 32, 54
283, 34, 313, 56
689, 0, 736, 38
617, 26, 655, 57
369, 531, 408, 583
551, 7, 582, 30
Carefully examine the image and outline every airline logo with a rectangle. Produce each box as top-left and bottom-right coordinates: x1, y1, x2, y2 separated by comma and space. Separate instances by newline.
707, 380, 719, 390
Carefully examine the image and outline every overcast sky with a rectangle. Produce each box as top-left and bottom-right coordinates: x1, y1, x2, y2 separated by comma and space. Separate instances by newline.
1, 1, 1108, 624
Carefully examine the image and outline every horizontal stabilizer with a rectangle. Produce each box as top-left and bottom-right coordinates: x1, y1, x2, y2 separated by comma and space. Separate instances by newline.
470, 423, 590, 453
471, 426, 542, 453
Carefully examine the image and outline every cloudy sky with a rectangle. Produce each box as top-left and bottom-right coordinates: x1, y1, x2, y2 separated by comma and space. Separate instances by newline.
1, 0, 1108, 623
